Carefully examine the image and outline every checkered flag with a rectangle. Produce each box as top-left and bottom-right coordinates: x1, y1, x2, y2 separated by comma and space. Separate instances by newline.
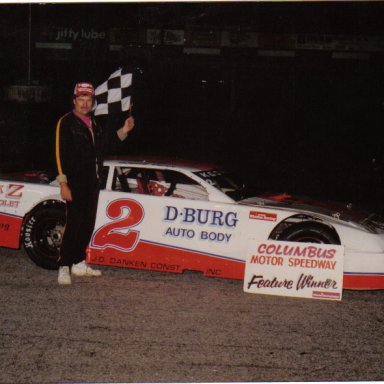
94, 68, 132, 116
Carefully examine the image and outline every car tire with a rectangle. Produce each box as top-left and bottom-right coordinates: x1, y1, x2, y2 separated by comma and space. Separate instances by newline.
23, 206, 65, 270
279, 222, 340, 244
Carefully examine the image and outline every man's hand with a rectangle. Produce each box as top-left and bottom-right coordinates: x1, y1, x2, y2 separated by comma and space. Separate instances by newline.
122, 116, 135, 135
60, 182, 72, 201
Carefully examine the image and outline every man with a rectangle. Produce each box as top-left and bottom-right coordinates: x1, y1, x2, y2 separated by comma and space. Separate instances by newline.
55, 82, 134, 285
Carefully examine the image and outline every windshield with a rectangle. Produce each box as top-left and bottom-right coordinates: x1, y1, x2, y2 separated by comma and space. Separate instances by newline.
194, 169, 250, 201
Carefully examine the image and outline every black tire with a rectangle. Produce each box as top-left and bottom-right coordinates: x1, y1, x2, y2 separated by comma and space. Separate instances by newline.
279, 222, 340, 244
23, 206, 66, 270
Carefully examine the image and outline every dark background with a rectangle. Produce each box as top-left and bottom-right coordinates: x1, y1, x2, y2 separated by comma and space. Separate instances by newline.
1, 2, 384, 211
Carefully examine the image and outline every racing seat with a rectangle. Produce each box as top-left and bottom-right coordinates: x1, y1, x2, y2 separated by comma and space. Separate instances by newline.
148, 180, 167, 196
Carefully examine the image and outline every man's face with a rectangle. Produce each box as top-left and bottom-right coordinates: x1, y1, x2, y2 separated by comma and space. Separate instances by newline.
73, 95, 93, 115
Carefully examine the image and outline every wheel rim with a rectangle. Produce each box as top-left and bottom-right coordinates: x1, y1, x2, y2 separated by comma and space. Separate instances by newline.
33, 218, 64, 261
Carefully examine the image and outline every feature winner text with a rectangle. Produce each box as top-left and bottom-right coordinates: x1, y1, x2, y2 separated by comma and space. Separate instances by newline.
247, 273, 338, 291
163, 206, 238, 243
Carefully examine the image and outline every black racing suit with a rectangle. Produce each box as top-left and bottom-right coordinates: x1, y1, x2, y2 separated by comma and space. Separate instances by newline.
55, 111, 118, 267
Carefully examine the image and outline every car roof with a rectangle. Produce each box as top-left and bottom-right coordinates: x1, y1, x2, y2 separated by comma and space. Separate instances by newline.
103, 155, 216, 172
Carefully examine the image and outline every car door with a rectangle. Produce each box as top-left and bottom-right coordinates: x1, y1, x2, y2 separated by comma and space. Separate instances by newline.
87, 165, 248, 278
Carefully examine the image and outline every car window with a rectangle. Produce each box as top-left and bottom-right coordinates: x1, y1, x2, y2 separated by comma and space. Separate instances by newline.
100, 166, 109, 189
112, 166, 208, 200
194, 169, 246, 200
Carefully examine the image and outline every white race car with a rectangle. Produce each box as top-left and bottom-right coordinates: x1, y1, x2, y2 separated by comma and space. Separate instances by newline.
1, 157, 384, 290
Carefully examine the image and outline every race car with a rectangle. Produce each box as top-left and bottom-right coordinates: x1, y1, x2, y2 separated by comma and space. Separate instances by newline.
1, 156, 384, 290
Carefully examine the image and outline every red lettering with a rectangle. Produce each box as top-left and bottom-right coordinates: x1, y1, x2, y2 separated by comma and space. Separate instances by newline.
257, 243, 338, 260
307, 246, 317, 258
91, 199, 144, 252
7, 184, 24, 198
257, 244, 267, 253
293, 246, 307, 257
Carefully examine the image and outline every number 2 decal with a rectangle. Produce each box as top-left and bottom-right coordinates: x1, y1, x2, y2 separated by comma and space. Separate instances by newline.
91, 199, 144, 252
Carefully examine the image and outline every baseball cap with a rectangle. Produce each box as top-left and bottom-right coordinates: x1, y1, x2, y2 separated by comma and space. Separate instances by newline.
73, 82, 94, 97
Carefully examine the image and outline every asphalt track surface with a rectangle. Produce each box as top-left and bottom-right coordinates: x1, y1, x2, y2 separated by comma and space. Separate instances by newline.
1, 248, 384, 384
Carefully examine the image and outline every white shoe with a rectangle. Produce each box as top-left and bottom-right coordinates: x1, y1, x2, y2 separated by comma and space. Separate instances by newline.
71, 261, 102, 277
58, 266, 71, 285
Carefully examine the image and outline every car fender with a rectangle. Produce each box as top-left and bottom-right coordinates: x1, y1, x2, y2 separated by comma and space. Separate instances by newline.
0, 180, 62, 249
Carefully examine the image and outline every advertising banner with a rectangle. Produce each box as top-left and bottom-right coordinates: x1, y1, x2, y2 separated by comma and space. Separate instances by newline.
244, 240, 344, 301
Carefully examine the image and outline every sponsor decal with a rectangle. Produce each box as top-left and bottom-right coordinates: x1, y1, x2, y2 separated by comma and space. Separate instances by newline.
164, 206, 238, 227
249, 210, 277, 222
88, 199, 242, 278
0, 213, 23, 248
0, 199, 21, 208
0, 223, 10, 231
103, 258, 182, 272
163, 205, 238, 244
6, 184, 24, 198
164, 227, 232, 243
90, 200, 239, 255
0, 184, 24, 208
91, 198, 144, 252
312, 290, 341, 300
88, 239, 245, 280
0, 183, 24, 198
244, 240, 344, 301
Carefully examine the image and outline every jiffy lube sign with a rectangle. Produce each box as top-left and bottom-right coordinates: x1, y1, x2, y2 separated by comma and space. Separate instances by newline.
244, 240, 344, 301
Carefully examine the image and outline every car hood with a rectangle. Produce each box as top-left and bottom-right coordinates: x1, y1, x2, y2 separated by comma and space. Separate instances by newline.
240, 193, 384, 233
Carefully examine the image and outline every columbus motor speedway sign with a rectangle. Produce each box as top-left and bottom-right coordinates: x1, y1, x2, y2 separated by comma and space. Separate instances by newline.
244, 240, 344, 301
